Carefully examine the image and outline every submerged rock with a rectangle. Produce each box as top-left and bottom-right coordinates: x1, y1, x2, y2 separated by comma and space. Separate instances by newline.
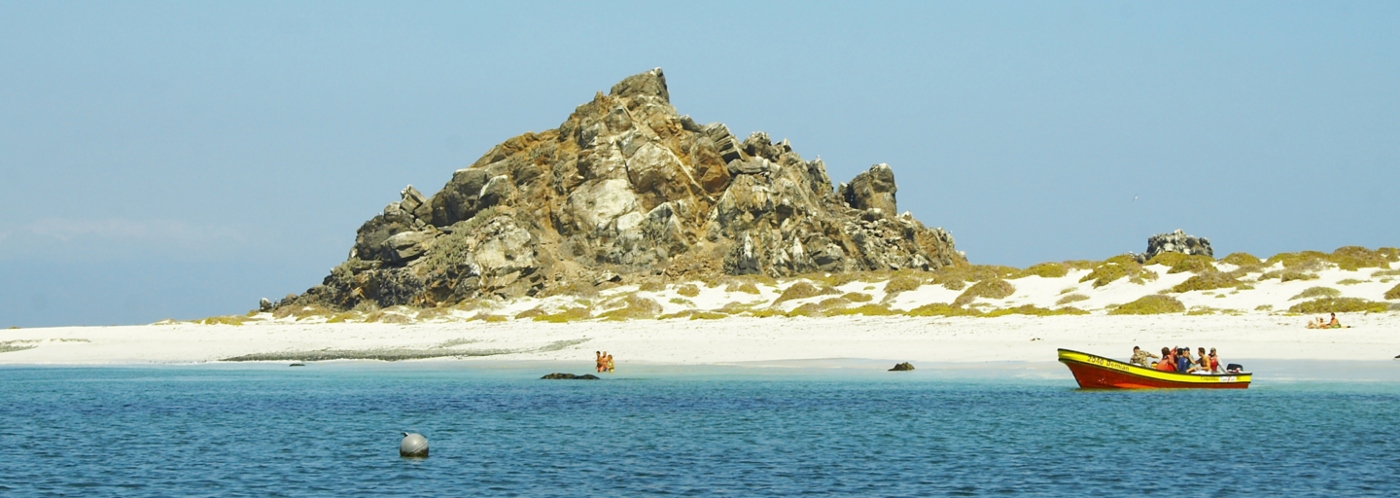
541, 373, 601, 380
278, 68, 963, 311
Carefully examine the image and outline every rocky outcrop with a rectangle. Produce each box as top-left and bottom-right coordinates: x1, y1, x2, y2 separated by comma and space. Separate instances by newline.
1133, 229, 1213, 263
280, 68, 963, 310
889, 362, 915, 371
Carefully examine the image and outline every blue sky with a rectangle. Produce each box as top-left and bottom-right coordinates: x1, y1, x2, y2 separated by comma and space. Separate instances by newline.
2, 1, 1397, 327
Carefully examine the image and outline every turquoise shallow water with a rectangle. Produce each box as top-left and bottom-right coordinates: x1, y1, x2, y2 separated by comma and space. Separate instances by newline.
2, 362, 1398, 496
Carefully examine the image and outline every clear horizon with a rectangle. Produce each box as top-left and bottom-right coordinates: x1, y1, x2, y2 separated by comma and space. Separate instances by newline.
3, 1, 1398, 327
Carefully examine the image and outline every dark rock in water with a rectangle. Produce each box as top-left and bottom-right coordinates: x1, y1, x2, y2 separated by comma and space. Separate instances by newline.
541, 372, 601, 380
1132, 229, 1213, 263
289, 363, 305, 367
889, 362, 915, 371
276, 68, 964, 312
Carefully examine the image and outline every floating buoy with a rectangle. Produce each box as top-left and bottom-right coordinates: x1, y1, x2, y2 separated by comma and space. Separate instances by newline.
400, 432, 428, 458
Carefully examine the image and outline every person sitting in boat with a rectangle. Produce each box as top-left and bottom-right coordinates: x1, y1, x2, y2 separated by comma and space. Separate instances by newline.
1187, 347, 1212, 374
1155, 347, 1176, 372
1175, 347, 1192, 374
1130, 346, 1158, 367
1208, 347, 1221, 373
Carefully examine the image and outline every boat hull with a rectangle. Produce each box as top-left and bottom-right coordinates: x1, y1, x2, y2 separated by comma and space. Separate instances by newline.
1058, 349, 1250, 389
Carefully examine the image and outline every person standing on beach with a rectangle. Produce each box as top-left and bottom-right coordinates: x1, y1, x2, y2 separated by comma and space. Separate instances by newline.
1130, 346, 1158, 367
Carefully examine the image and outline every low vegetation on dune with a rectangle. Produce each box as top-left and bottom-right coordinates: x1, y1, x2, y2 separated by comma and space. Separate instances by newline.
982, 305, 1088, 317
198, 315, 249, 326
883, 273, 926, 296
1145, 253, 1216, 274
1385, 283, 1400, 301
1108, 295, 1185, 315
1219, 252, 1262, 267
535, 307, 595, 323
675, 284, 701, 298
1290, 286, 1341, 301
1013, 262, 1068, 279
953, 279, 1016, 307
1288, 297, 1389, 314
929, 264, 1018, 290
1056, 293, 1089, 306
826, 304, 900, 317
1171, 272, 1240, 293
773, 281, 840, 305
598, 295, 662, 321
906, 303, 984, 317
1079, 255, 1156, 288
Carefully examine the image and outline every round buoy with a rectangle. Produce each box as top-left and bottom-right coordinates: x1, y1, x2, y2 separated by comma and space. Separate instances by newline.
400, 432, 429, 458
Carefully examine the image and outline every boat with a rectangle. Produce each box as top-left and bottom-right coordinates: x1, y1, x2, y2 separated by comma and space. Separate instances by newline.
1057, 348, 1250, 389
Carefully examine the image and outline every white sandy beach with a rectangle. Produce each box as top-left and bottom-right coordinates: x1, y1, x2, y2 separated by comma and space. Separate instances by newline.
4, 262, 1398, 365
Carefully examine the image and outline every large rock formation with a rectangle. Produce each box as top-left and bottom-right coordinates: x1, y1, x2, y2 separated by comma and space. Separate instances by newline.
283, 68, 962, 310
1133, 229, 1213, 263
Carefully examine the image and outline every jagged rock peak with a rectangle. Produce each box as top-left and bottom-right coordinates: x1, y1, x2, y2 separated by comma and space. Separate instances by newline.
1133, 229, 1213, 263
609, 67, 669, 102
279, 69, 963, 311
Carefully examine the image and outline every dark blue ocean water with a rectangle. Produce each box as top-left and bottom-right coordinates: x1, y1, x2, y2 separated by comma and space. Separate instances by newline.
2, 362, 1398, 496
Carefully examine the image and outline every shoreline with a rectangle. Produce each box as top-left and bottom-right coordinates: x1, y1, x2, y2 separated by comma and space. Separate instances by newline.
3, 314, 1398, 366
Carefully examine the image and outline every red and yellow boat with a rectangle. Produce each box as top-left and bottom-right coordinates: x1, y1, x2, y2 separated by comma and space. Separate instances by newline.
1057, 349, 1250, 389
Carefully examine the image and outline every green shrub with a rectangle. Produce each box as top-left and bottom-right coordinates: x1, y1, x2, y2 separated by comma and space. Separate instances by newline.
1372, 269, 1400, 277
983, 305, 1088, 317
841, 292, 873, 303
1267, 251, 1329, 272
1013, 262, 1068, 279
1061, 260, 1099, 270
1220, 252, 1263, 267
199, 315, 247, 326
1186, 307, 1219, 316
1290, 286, 1341, 301
326, 312, 362, 323
1288, 297, 1389, 314
1056, 293, 1089, 306
1337, 279, 1365, 286
818, 297, 853, 310
538, 307, 596, 322
726, 282, 762, 294
1255, 304, 1273, 311
470, 313, 508, 322
1130, 270, 1159, 285
669, 297, 695, 306
1281, 271, 1320, 282
273, 304, 334, 320
1385, 283, 1400, 300
1144, 252, 1190, 267
690, 311, 728, 320
1328, 246, 1394, 271
828, 304, 898, 316
1079, 255, 1146, 288
638, 281, 665, 292
715, 301, 761, 314
773, 281, 839, 305
598, 295, 662, 321
1166, 255, 1217, 274
884, 274, 925, 295
675, 284, 701, 298
515, 307, 546, 319
1108, 295, 1185, 315
930, 264, 1018, 288
785, 303, 824, 317
1171, 272, 1240, 293
953, 279, 1016, 306
906, 303, 983, 317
